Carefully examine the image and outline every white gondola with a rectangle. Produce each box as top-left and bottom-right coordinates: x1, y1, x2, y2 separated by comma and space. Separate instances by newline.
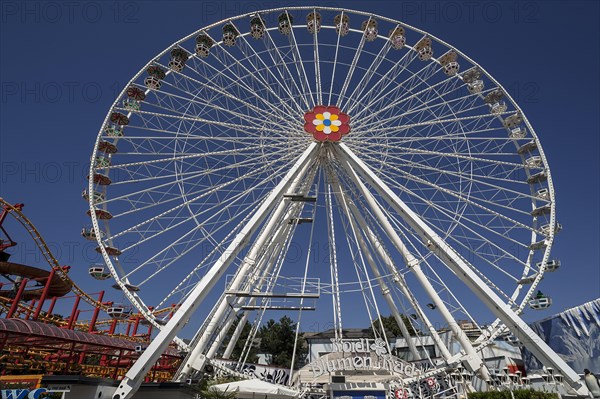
222, 24, 238, 46
168, 58, 185, 72
540, 223, 562, 236
531, 204, 551, 217
123, 99, 141, 111
467, 80, 484, 94
144, 76, 161, 90
536, 188, 550, 201
509, 127, 528, 139
95, 245, 121, 256
82, 189, 105, 203
527, 171, 547, 185
278, 13, 293, 35
104, 124, 123, 137
107, 305, 132, 320
95, 155, 111, 168
517, 140, 537, 154
536, 259, 560, 272
87, 207, 113, 220
489, 101, 507, 115
89, 266, 111, 280
415, 37, 433, 61
249, 16, 265, 39
528, 239, 546, 251
503, 113, 523, 129
388, 27, 405, 49
81, 227, 105, 241
439, 51, 459, 76
306, 12, 321, 34
361, 19, 378, 41
529, 291, 552, 310
525, 156, 542, 168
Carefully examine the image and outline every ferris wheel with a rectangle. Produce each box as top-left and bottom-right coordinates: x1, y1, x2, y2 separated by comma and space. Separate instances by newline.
84, 7, 587, 399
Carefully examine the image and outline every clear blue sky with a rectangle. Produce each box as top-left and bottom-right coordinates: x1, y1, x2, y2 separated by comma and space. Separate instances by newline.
1, 1, 598, 337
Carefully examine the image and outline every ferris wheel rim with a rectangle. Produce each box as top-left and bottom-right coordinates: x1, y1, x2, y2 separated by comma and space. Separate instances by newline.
87, 5, 557, 356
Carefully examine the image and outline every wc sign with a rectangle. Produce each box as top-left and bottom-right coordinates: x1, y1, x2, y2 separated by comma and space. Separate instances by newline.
0, 388, 48, 399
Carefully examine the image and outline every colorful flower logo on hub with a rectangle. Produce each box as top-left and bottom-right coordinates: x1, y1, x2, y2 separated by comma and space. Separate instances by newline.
304, 106, 350, 142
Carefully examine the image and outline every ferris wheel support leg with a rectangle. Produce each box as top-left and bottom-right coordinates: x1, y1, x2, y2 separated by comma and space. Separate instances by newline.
111, 144, 317, 399
356, 213, 454, 363
175, 153, 316, 382
340, 191, 454, 362
337, 143, 588, 395
179, 224, 291, 375
331, 179, 421, 361
203, 221, 296, 365
223, 311, 250, 359
336, 154, 479, 375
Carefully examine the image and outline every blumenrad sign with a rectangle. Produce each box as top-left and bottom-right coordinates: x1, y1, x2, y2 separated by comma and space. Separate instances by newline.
308, 338, 420, 379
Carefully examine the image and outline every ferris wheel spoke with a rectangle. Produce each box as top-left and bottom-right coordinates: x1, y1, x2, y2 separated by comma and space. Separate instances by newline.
326, 11, 344, 107
227, 39, 302, 116
285, 14, 316, 107
351, 148, 538, 235
350, 142, 536, 197
353, 64, 464, 128
351, 111, 513, 141
203, 32, 303, 122
136, 82, 286, 134
352, 78, 480, 132
349, 53, 438, 121
352, 94, 486, 138
345, 45, 418, 115
346, 30, 395, 103
172, 53, 301, 132
105, 146, 302, 199
382, 199, 530, 287
230, 21, 308, 115
156, 58, 297, 130
102, 144, 271, 172
106, 149, 302, 230
116, 176, 276, 259
337, 174, 454, 360
260, 22, 312, 110
336, 22, 370, 109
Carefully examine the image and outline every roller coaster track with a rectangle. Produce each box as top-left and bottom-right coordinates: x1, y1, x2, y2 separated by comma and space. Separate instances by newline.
0, 197, 108, 311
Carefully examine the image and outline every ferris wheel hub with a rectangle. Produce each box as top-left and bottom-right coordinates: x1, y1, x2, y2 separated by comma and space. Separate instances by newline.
304, 105, 350, 142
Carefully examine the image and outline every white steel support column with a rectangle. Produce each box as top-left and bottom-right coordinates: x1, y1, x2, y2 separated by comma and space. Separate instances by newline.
112, 143, 318, 399
331, 179, 421, 360
176, 155, 316, 381
336, 148, 490, 381
223, 311, 248, 359
337, 143, 588, 395
205, 220, 296, 363
333, 173, 454, 362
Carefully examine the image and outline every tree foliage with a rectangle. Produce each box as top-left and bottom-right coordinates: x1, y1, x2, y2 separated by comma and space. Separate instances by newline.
258, 316, 307, 368
371, 314, 417, 338
220, 318, 258, 364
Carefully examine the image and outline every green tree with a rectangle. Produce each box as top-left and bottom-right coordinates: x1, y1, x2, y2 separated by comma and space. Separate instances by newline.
220, 317, 258, 363
371, 314, 417, 338
258, 316, 307, 368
